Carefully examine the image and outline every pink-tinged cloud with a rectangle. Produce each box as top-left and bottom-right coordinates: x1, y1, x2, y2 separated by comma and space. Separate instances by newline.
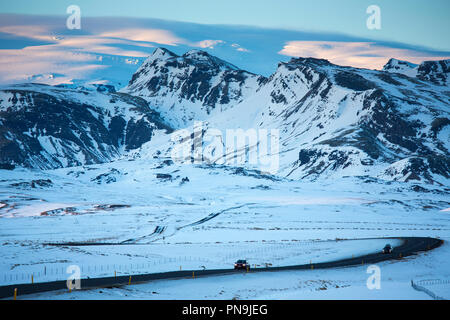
99, 28, 183, 46
193, 40, 225, 49
0, 25, 54, 41
58, 39, 153, 57
0, 46, 105, 84
0, 22, 230, 85
279, 41, 450, 69
58, 36, 154, 49
231, 43, 250, 52
1, 23, 226, 54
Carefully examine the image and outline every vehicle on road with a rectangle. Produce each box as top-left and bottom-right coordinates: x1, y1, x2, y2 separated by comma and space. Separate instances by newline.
382, 244, 393, 254
234, 259, 249, 270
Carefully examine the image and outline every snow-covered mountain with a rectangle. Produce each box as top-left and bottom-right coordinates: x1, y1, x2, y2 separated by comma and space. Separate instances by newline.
122, 48, 265, 128
248, 57, 449, 183
1, 48, 448, 184
382, 58, 418, 77
129, 49, 449, 184
416, 59, 450, 86
383, 58, 449, 86
0, 83, 171, 169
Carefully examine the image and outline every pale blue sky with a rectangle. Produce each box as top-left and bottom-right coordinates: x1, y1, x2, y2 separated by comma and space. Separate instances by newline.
1, 0, 449, 51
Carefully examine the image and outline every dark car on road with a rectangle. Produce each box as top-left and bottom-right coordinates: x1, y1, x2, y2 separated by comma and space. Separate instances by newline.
382, 244, 393, 254
234, 259, 249, 270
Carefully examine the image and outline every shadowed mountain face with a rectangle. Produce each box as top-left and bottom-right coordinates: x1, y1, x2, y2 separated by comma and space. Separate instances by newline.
383, 58, 450, 86
1, 48, 449, 184
416, 60, 450, 86
0, 84, 171, 169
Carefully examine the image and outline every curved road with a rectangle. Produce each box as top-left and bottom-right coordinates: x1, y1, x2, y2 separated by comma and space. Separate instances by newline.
0, 236, 443, 299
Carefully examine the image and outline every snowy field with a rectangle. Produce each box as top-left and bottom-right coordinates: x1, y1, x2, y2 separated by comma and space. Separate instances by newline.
0, 157, 449, 299
12, 242, 450, 300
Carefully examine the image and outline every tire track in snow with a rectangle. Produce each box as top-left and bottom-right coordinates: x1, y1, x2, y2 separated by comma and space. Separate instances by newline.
120, 225, 167, 244
178, 203, 255, 230
120, 203, 255, 245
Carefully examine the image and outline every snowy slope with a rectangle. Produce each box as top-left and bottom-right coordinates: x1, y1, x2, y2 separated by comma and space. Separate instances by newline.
128, 50, 449, 184
0, 83, 171, 169
0, 155, 449, 298
240, 57, 450, 183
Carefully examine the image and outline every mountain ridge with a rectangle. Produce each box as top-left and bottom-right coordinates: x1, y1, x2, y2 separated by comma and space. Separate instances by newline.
0, 83, 172, 169
126, 48, 449, 184
1, 48, 449, 185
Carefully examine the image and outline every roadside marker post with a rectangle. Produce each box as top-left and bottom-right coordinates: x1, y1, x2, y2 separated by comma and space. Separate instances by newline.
128, 276, 132, 285
13, 288, 17, 300
192, 272, 195, 279
31, 274, 33, 284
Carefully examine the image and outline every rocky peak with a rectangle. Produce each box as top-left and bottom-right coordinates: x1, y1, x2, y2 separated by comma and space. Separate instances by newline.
288, 57, 332, 67
383, 58, 418, 71
383, 57, 449, 86
181, 49, 239, 70
123, 48, 263, 128
149, 47, 178, 60
416, 59, 450, 86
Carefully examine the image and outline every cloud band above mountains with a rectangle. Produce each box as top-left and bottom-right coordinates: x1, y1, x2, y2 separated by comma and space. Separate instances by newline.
0, 14, 448, 87
279, 41, 450, 70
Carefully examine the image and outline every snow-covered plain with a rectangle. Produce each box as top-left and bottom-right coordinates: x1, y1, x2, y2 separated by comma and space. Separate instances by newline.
0, 155, 449, 299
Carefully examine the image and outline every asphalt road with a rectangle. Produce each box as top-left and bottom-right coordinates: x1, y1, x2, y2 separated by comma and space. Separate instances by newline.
0, 236, 443, 299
